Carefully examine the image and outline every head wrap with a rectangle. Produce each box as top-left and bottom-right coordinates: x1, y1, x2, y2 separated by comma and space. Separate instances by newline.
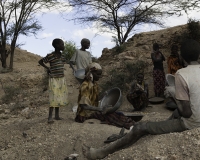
85, 62, 102, 81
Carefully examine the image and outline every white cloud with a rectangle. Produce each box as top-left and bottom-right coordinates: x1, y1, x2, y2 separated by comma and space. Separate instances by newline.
40, 32, 54, 38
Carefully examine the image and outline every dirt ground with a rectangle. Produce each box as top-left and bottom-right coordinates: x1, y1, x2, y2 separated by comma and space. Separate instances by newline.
1, 51, 200, 160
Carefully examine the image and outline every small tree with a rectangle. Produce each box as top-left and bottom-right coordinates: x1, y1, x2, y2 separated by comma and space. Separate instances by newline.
168, 18, 200, 46
62, 40, 77, 63
0, 0, 62, 70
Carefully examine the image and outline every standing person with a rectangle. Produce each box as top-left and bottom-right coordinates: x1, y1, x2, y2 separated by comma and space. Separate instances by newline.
151, 43, 165, 97
38, 38, 68, 124
70, 38, 92, 70
75, 62, 135, 129
126, 73, 149, 111
167, 44, 183, 75
82, 39, 200, 160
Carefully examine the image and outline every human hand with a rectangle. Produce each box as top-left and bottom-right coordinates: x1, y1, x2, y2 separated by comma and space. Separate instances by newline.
102, 105, 113, 114
47, 68, 51, 75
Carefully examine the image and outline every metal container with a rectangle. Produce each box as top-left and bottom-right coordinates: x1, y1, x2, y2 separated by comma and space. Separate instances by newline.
74, 69, 85, 84
166, 74, 175, 86
70, 63, 85, 84
99, 87, 122, 113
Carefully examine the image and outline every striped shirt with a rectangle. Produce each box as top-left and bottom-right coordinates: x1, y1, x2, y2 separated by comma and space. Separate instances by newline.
42, 52, 66, 78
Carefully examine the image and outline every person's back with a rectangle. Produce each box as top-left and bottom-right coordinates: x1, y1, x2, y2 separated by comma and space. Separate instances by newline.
71, 49, 92, 69
70, 38, 92, 70
176, 63, 200, 129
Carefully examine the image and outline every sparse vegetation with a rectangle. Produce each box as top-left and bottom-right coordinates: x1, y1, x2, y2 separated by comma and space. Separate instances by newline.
1, 86, 22, 104
168, 18, 200, 46
111, 36, 127, 55
100, 60, 148, 94
62, 40, 77, 63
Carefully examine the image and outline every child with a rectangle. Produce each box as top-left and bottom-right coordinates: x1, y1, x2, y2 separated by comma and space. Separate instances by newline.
70, 38, 92, 70
38, 38, 68, 123
126, 73, 149, 111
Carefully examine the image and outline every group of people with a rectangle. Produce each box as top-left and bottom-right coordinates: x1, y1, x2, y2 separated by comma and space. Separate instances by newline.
38, 38, 200, 160
151, 42, 186, 97
38, 38, 135, 129
126, 42, 187, 112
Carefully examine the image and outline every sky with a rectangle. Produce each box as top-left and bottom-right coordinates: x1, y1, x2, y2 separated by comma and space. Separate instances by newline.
18, 9, 200, 58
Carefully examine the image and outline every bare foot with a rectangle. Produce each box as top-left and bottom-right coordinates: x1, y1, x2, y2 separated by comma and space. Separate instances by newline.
82, 144, 95, 160
48, 118, 54, 124
54, 117, 63, 120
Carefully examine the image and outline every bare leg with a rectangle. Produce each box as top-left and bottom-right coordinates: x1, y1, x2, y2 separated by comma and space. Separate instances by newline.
48, 107, 54, 123
55, 107, 63, 120
83, 123, 149, 159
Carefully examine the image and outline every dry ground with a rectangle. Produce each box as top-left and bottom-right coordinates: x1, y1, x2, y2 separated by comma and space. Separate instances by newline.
0, 51, 200, 160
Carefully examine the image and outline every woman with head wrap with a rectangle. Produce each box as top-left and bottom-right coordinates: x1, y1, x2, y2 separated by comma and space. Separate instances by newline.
75, 62, 135, 129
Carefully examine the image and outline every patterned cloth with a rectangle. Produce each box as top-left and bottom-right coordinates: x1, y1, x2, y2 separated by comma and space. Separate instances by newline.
153, 69, 165, 96
42, 52, 66, 78
49, 77, 68, 107
126, 82, 148, 110
76, 80, 99, 117
167, 55, 183, 75
75, 80, 135, 129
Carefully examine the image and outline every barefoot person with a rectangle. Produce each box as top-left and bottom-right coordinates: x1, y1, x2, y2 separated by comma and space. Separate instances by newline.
70, 38, 92, 70
126, 73, 149, 111
38, 38, 68, 123
75, 62, 135, 129
83, 39, 200, 159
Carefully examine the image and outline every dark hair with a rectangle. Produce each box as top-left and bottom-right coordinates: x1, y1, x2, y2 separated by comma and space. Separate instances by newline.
153, 43, 159, 51
52, 38, 62, 48
180, 39, 200, 63
81, 38, 90, 44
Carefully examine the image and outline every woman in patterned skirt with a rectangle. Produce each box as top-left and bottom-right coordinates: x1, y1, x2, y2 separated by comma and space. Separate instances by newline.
151, 43, 165, 97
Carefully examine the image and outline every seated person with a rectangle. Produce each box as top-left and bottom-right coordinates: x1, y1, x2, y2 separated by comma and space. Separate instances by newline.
82, 39, 200, 160
126, 73, 148, 111
75, 62, 135, 129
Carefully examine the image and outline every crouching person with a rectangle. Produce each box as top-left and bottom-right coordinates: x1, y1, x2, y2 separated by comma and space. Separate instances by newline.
75, 62, 135, 129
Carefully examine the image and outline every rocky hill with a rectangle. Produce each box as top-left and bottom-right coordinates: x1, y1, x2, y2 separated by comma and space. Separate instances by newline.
0, 24, 200, 160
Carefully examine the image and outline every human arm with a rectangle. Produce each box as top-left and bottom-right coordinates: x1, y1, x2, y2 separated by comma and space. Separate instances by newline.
144, 83, 149, 98
69, 50, 77, 65
151, 52, 164, 62
173, 99, 191, 118
38, 58, 50, 74
174, 73, 192, 118
80, 104, 113, 114
161, 52, 165, 61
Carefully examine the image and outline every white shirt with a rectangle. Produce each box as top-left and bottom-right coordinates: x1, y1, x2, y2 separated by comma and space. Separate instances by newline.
175, 62, 200, 129
70, 49, 92, 70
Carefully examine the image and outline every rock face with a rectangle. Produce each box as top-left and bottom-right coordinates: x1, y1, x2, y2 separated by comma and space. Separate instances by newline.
101, 24, 188, 63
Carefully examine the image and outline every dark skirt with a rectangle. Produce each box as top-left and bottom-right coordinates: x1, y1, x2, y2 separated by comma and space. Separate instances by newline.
153, 69, 165, 96
75, 111, 135, 129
